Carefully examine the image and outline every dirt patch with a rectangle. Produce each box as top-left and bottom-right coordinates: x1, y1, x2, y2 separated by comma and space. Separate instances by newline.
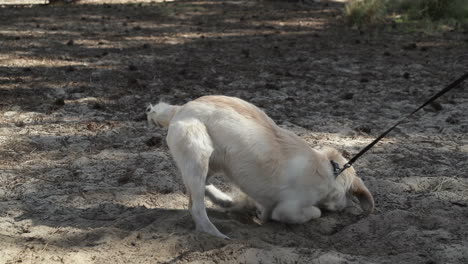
0, 0, 467, 263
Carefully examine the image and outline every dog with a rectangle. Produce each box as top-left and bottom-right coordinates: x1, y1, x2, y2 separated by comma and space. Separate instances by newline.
147, 95, 374, 239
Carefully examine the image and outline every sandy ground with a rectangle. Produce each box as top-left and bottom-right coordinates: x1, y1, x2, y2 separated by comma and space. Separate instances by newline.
0, 0, 467, 263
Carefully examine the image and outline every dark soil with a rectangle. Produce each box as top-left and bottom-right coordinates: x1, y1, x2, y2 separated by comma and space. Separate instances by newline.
0, 0, 467, 263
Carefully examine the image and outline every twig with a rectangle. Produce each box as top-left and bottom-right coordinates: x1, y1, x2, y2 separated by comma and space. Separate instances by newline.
40, 242, 49, 253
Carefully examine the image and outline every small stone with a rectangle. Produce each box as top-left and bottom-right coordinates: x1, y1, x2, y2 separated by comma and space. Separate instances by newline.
145, 136, 162, 147
241, 49, 250, 58
86, 122, 99, 131
54, 98, 65, 106
341, 93, 354, 100
265, 82, 277, 90
355, 125, 371, 134
117, 174, 131, 185
91, 103, 104, 110
445, 116, 459, 124
178, 68, 187, 76
403, 43, 417, 50
430, 102, 443, 111
15, 121, 25, 127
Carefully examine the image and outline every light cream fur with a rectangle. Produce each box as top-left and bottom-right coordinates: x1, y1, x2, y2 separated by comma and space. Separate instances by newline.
147, 95, 374, 238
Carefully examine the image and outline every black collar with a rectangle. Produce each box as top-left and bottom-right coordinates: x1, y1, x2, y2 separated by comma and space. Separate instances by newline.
330, 160, 341, 178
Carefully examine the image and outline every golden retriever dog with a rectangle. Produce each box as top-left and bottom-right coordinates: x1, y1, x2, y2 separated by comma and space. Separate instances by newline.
147, 95, 374, 239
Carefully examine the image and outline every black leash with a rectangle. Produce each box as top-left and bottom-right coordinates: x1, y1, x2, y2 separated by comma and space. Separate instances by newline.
334, 72, 468, 177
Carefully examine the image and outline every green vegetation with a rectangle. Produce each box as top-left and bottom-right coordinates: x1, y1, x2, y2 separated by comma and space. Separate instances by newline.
345, 0, 388, 27
345, 0, 468, 30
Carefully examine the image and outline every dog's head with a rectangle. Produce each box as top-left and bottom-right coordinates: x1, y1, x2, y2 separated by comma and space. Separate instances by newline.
318, 147, 374, 215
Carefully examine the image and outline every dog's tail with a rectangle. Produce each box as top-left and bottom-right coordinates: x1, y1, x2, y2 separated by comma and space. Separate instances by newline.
146, 102, 180, 128
205, 184, 257, 212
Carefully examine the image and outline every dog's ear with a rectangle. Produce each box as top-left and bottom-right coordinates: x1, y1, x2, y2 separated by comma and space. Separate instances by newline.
352, 177, 374, 215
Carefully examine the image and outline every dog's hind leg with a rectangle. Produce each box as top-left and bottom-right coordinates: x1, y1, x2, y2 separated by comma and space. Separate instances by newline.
167, 119, 228, 239
271, 200, 321, 224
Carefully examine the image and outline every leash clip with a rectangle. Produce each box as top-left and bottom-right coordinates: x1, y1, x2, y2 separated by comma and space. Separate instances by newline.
331, 162, 351, 178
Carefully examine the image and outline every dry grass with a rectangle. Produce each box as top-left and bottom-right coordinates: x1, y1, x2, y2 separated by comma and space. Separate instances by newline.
345, 0, 468, 29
